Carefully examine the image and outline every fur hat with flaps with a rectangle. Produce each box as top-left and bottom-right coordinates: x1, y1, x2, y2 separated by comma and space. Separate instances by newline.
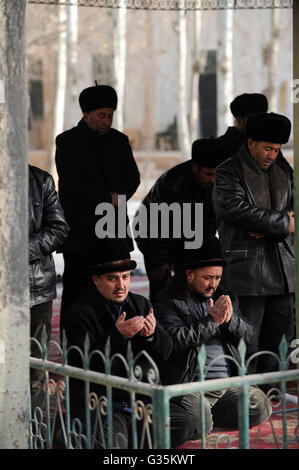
246, 112, 291, 144
174, 233, 226, 271
230, 93, 268, 118
88, 242, 136, 275
79, 85, 118, 112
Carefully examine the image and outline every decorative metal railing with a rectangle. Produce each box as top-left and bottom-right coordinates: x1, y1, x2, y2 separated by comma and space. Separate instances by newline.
27, 0, 293, 11
29, 330, 299, 449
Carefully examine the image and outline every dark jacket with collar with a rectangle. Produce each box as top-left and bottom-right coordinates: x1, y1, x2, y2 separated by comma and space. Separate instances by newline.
134, 160, 216, 268
55, 119, 140, 254
153, 275, 253, 386
212, 143, 294, 296
64, 286, 173, 414
29, 165, 69, 307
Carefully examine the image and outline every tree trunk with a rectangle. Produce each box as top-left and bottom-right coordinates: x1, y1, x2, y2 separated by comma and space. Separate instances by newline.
190, 10, 202, 143
112, 4, 127, 132
177, 10, 191, 160
49, 4, 67, 187
0, 0, 29, 448
217, 8, 234, 136
64, 0, 79, 130
264, 9, 282, 112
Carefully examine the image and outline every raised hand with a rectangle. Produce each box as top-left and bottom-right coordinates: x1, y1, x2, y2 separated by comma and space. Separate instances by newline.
115, 312, 144, 339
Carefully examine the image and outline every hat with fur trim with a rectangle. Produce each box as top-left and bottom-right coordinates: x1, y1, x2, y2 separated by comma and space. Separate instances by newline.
230, 93, 268, 118
191, 138, 230, 168
246, 112, 291, 144
88, 244, 136, 276
79, 85, 118, 112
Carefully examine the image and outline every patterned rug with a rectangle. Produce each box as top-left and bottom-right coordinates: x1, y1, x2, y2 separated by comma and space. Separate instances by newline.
48, 280, 299, 450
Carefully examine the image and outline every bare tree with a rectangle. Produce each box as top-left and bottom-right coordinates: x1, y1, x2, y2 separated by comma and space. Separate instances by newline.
64, 0, 79, 130
217, 8, 234, 136
0, 0, 29, 448
263, 8, 283, 112
112, 3, 127, 131
49, 4, 67, 186
176, 9, 191, 159
190, 10, 202, 143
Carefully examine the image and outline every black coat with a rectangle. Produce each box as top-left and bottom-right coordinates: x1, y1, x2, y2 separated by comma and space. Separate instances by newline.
153, 275, 253, 386
64, 286, 173, 413
217, 126, 245, 159
134, 160, 216, 268
55, 119, 140, 254
29, 165, 69, 307
213, 144, 295, 295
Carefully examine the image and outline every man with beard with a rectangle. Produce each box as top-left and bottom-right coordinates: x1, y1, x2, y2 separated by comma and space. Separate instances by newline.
153, 233, 271, 437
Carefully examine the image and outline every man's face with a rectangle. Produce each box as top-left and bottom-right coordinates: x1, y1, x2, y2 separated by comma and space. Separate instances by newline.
186, 266, 223, 298
192, 163, 216, 188
247, 139, 281, 170
92, 271, 130, 303
83, 107, 114, 135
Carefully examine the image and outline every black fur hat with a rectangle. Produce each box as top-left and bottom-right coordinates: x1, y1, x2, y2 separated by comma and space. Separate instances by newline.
230, 93, 268, 118
246, 112, 291, 144
79, 85, 118, 112
191, 138, 230, 168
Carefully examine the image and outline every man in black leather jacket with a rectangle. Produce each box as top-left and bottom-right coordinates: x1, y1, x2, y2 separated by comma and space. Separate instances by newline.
213, 112, 295, 378
154, 233, 271, 437
134, 138, 229, 302
55, 85, 140, 334
29, 164, 69, 408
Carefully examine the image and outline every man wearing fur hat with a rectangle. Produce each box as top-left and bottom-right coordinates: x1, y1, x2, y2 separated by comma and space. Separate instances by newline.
213, 112, 295, 381
133, 137, 229, 302
153, 233, 271, 436
63, 247, 195, 448
55, 85, 140, 334
217, 93, 268, 158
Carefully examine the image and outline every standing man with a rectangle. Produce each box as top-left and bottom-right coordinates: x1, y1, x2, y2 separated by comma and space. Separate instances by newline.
134, 138, 229, 302
153, 233, 271, 436
63, 247, 195, 449
55, 85, 140, 334
213, 112, 295, 378
217, 93, 268, 157
29, 164, 69, 409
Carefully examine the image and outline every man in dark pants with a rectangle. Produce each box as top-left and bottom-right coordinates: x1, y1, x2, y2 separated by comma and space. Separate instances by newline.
213, 112, 295, 389
63, 247, 195, 449
29, 164, 69, 409
55, 85, 140, 335
154, 233, 271, 437
217, 93, 268, 157
133, 138, 229, 302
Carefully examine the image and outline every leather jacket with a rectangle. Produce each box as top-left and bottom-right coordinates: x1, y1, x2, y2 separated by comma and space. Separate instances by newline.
29, 165, 69, 307
134, 160, 216, 268
213, 144, 295, 295
153, 274, 253, 385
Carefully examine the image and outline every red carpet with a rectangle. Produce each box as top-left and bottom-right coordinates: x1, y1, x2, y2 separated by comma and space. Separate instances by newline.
48, 279, 299, 450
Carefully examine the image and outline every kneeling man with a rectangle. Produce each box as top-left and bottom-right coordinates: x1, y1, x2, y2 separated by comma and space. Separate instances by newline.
64, 245, 194, 448
154, 233, 272, 437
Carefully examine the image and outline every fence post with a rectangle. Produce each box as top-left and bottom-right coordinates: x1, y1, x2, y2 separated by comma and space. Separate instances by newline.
238, 339, 249, 449
152, 388, 171, 449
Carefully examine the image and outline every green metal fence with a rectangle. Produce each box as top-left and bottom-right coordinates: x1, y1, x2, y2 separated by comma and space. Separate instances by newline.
29, 331, 299, 449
